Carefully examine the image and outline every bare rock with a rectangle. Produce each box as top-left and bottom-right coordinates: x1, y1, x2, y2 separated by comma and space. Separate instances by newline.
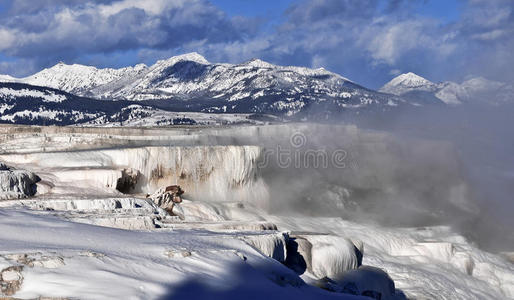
149, 185, 184, 217
0, 265, 23, 296
116, 168, 141, 194
80, 250, 106, 259
3, 253, 65, 269
165, 249, 193, 258
32, 256, 65, 269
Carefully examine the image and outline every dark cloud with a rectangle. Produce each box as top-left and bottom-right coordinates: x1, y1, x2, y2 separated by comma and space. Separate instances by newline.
285, 0, 378, 24
190, 0, 444, 87
7, 0, 118, 14
0, 0, 259, 74
255, 0, 514, 87
0, 0, 513, 88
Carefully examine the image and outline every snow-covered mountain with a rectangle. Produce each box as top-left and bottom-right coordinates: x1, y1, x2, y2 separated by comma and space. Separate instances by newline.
0, 82, 105, 125
0, 82, 259, 126
379, 72, 438, 96
380, 72, 514, 106
21, 62, 146, 95
4, 54, 512, 126
1, 53, 406, 117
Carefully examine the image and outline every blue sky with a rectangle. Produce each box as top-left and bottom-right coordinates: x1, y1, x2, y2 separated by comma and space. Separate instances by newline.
0, 0, 513, 88
211, 0, 294, 18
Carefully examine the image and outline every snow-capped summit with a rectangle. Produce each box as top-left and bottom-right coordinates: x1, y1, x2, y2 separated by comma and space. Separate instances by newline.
22, 62, 146, 95
174, 52, 209, 64
243, 58, 275, 69
1, 54, 408, 117
152, 52, 209, 68
82, 53, 404, 115
380, 72, 514, 106
380, 72, 438, 95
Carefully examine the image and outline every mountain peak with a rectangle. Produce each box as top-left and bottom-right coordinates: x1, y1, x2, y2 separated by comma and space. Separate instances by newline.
176, 52, 209, 64
243, 58, 274, 68
380, 72, 436, 95
158, 52, 209, 66
392, 72, 433, 86
47, 61, 97, 72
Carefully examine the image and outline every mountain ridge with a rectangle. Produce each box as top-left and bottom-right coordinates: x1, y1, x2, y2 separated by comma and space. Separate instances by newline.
2, 54, 511, 126
2, 56, 511, 108
380, 72, 514, 105
1, 53, 407, 117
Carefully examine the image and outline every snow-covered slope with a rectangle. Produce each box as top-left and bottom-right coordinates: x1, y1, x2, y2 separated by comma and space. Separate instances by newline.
88, 53, 356, 102
0, 74, 16, 82
87, 53, 405, 116
0, 82, 263, 126
82, 105, 262, 127
3, 55, 512, 124
380, 73, 514, 105
0, 207, 342, 299
0, 82, 106, 124
22, 62, 147, 96
2, 53, 406, 118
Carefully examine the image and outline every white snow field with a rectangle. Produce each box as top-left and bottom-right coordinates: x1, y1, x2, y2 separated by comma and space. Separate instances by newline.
0, 124, 513, 299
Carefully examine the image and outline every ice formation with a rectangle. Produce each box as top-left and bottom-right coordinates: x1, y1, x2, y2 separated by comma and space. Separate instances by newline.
269, 214, 514, 299
1, 145, 269, 207
0, 163, 40, 199
336, 266, 396, 300
242, 232, 289, 263
0, 124, 513, 299
288, 234, 362, 280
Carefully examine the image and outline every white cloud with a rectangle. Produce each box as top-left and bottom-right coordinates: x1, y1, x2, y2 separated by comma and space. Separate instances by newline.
389, 69, 401, 76
0, 0, 250, 70
472, 29, 508, 41
0, 29, 16, 51
1, 0, 514, 87
98, 0, 182, 17
311, 55, 326, 69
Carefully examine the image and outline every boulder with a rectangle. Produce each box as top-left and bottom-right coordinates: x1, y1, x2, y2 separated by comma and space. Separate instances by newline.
0, 265, 23, 296
149, 185, 184, 217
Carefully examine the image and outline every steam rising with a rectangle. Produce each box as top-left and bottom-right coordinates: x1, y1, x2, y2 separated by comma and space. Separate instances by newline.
243, 104, 513, 252
1, 104, 510, 253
